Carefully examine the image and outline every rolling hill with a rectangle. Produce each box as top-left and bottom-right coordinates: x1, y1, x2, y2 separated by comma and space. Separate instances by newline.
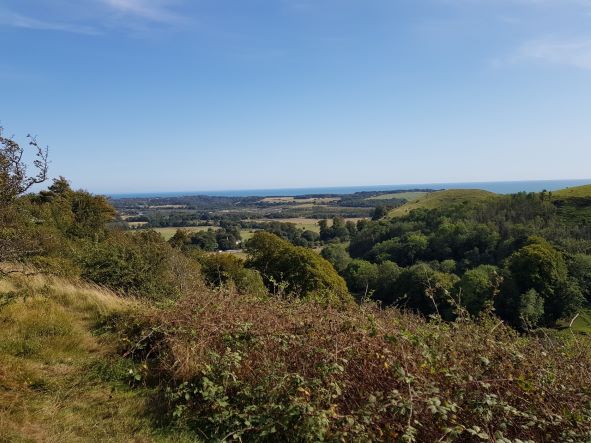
389, 189, 497, 217
552, 183, 591, 198
552, 184, 591, 224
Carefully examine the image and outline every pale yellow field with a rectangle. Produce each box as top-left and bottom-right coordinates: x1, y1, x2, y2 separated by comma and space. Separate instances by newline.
259, 197, 340, 204
141, 218, 367, 241
127, 221, 149, 228
258, 217, 366, 233
149, 226, 215, 240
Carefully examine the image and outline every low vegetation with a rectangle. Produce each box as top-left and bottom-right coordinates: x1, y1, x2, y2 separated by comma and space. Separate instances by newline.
0, 275, 194, 442
119, 288, 591, 442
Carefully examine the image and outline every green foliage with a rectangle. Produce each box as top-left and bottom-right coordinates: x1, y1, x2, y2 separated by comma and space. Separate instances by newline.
320, 243, 352, 273
343, 259, 379, 295
386, 263, 459, 318
456, 265, 502, 315
568, 253, 591, 301
519, 289, 545, 327
257, 221, 321, 247
78, 231, 202, 299
246, 232, 352, 304
506, 237, 580, 325
371, 205, 389, 220
508, 237, 568, 298
319, 217, 355, 242
33, 177, 116, 240
197, 253, 267, 296
347, 192, 591, 325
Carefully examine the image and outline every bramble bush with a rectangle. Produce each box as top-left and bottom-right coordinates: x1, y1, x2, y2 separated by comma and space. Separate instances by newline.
119, 288, 591, 442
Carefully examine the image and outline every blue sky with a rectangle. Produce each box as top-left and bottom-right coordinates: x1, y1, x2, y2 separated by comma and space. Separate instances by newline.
1, 0, 590, 193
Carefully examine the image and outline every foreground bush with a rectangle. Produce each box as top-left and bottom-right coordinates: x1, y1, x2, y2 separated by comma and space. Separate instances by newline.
78, 231, 203, 299
121, 290, 591, 442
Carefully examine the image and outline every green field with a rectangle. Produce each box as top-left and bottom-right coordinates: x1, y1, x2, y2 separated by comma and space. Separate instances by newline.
569, 309, 591, 334
0, 277, 191, 442
367, 191, 428, 202
389, 189, 497, 217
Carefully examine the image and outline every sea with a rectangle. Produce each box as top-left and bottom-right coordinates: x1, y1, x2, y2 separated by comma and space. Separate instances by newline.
109, 179, 591, 199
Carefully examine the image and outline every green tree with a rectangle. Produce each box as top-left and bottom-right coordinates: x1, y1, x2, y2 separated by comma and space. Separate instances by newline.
78, 230, 201, 299
507, 237, 579, 324
321, 243, 352, 273
343, 259, 379, 295
568, 254, 591, 302
372, 205, 389, 221
0, 128, 49, 266
387, 263, 459, 318
456, 265, 501, 315
246, 232, 352, 304
198, 253, 267, 296
518, 289, 544, 328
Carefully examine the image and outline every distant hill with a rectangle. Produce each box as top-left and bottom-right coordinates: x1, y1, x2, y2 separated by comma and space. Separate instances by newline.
389, 189, 497, 217
552, 184, 591, 198
551, 184, 591, 224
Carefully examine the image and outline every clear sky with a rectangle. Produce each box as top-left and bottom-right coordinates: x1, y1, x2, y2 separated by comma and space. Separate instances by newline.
1, 0, 590, 193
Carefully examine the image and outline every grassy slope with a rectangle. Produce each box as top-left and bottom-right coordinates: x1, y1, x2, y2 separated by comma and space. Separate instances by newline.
366, 191, 428, 202
0, 276, 192, 443
558, 307, 591, 334
552, 184, 591, 198
389, 189, 497, 217
551, 184, 591, 224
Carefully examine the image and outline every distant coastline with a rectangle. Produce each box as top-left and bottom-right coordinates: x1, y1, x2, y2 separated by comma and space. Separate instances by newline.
108, 179, 591, 199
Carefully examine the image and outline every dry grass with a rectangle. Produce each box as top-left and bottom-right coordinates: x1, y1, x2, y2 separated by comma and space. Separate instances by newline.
0, 274, 193, 443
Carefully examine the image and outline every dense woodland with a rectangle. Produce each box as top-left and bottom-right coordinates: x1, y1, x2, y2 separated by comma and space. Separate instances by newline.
1, 130, 591, 441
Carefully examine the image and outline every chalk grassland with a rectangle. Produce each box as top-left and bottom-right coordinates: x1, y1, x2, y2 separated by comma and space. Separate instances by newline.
552, 184, 591, 198
0, 275, 193, 443
389, 189, 497, 217
551, 184, 591, 224
366, 191, 428, 202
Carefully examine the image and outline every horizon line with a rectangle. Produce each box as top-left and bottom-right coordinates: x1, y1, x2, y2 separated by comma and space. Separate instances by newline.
105, 178, 591, 198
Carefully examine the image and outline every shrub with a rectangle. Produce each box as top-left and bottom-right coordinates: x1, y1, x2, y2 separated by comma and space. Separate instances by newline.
120, 290, 591, 442
78, 231, 202, 299
246, 232, 352, 304
197, 253, 267, 297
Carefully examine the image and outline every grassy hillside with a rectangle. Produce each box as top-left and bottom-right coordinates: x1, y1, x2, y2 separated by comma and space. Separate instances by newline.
389, 189, 497, 217
366, 191, 428, 202
552, 184, 591, 224
0, 275, 192, 443
552, 183, 591, 198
